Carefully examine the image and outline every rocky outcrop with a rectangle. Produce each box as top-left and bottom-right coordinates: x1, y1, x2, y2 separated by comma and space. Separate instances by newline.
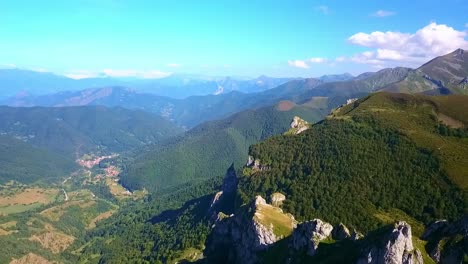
208, 164, 238, 215
421, 216, 467, 264
246, 156, 269, 171
270, 192, 286, 207
351, 229, 365, 241
222, 164, 238, 194
205, 195, 296, 264
290, 219, 333, 256
332, 223, 351, 240
209, 191, 223, 210
357, 221, 423, 264
289, 116, 309, 135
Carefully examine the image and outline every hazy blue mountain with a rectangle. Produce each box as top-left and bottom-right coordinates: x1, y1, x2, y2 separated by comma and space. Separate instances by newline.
1, 67, 410, 128
0, 69, 127, 96
0, 69, 296, 99
318, 73, 354, 82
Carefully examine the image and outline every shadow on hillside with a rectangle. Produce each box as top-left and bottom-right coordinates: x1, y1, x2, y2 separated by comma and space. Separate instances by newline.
148, 194, 213, 225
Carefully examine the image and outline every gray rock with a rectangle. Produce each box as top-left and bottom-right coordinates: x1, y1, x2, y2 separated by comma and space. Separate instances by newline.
290, 219, 333, 256
351, 229, 364, 241
357, 221, 423, 264
206, 195, 280, 264
421, 220, 449, 240
333, 223, 351, 240
290, 116, 309, 134
270, 192, 286, 207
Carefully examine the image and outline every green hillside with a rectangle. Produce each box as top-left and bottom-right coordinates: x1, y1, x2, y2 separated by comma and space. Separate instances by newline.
238, 92, 467, 233
0, 105, 183, 157
120, 102, 326, 192
0, 135, 78, 184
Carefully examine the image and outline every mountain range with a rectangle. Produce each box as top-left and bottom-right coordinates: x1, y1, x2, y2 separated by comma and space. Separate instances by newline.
0, 69, 297, 99
0, 49, 466, 264
4, 49, 466, 130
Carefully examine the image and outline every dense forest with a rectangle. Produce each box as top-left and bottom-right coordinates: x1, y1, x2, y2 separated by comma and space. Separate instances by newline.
237, 93, 468, 233
120, 103, 326, 192
239, 117, 464, 232
0, 105, 183, 157
77, 177, 223, 263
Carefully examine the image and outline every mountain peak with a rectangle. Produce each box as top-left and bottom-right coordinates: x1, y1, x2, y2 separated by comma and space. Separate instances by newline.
452, 48, 465, 56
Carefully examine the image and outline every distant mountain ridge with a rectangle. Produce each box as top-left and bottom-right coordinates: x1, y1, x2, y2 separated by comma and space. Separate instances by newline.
3, 50, 467, 129
384, 49, 468, 94
0, 69, 296, 98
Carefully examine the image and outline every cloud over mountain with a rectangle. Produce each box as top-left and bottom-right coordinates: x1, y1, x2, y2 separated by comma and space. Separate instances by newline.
348, 22, 468, 67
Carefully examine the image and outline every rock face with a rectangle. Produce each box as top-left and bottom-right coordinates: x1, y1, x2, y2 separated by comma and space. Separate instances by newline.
290, 219, 334, 256
205, 195, 296, 264
357, 221, 423, 264
270, 192, 286, 207
289, 116, 309, 135
421, 216, 468, 264
208, 164, 238, 215
332, 223, 351, 240
222, 163, 238, 194
246, 155, 269, 171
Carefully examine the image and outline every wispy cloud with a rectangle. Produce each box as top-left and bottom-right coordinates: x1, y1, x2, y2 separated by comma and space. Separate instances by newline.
309, 57, 328, 63
0, 63, 17, 69
335, 56, 346, 62
315, 5, 329, 15
64, 69, 172, 79
371, 10, 396, 17
167, 63, 181, 68
64, 70, 100, 79
288, 60, 309, 69
348, 22, 468, 67
103, 69, 171, 78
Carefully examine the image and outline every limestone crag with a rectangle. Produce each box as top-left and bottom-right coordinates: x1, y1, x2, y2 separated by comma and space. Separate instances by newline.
270, 192, 286, 207
421, 215, 468, 264
206, 195, 296, 264
357, 221, 423, 264
208, 164, 238, 215
222, 164, 238, 194
290, 219, 334, 256
332, 223, 351, 240
246, 155, 269, 171
289, 116, 309, 135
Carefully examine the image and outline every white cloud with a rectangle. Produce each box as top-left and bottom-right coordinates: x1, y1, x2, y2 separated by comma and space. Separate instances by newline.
64, 69, 172, 79
0, 63, 17, 69
309, 57, 328, 63
288, 60, 309, 69
335, 56, 346, 62
348, 22, 468, 67
371, 10, 396, 17
315, 5, 329, 15
167, 63, 181, 68
64, 70, 100, 79
102, 69, 171, 79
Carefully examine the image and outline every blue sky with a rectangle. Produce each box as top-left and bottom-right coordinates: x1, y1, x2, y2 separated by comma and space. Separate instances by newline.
0, 0, 467, 78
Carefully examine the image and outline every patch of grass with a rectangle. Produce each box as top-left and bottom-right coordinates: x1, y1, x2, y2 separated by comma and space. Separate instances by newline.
0, 203, 43, 216
169, 247, 204, 263
254, 203, 296, 238
413, 238, 436, 264
374, 208, 425, 237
